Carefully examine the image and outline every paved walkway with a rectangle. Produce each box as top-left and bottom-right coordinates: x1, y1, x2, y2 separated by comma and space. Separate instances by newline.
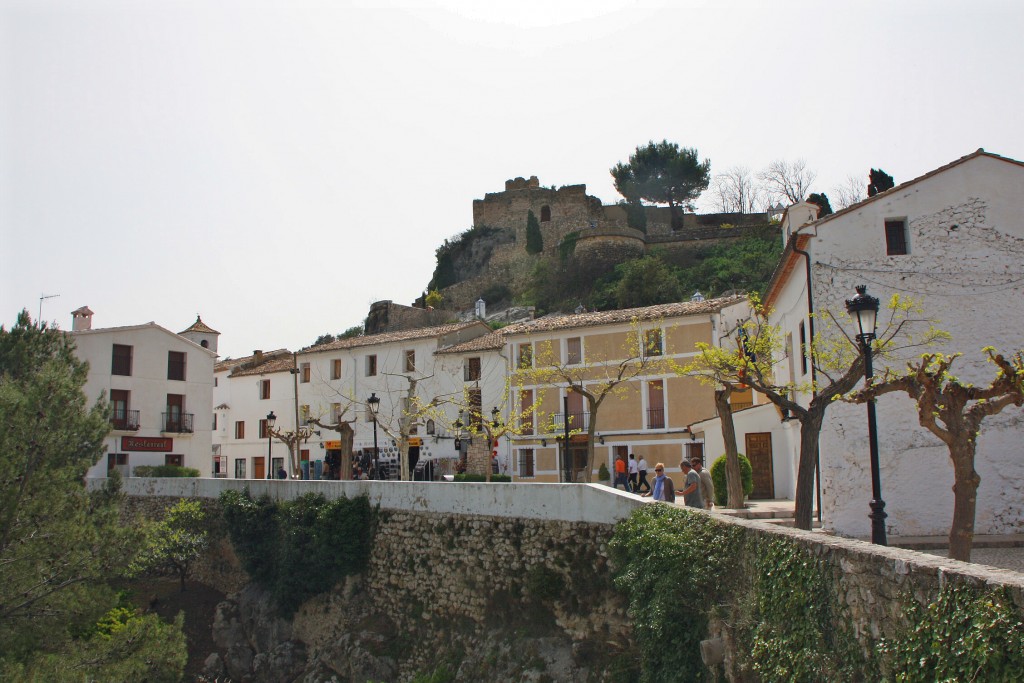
712, 499, 1024, 574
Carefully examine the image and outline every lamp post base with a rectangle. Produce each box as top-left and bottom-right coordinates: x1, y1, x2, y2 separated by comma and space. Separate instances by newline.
869, 498, 887, 545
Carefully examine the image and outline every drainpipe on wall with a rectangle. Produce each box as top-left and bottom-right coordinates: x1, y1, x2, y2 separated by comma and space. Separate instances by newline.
792, 240, 822, 524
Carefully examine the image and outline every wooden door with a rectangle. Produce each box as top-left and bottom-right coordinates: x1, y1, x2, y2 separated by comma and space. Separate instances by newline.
253, 457, 266, 480
745, 432, 774, 499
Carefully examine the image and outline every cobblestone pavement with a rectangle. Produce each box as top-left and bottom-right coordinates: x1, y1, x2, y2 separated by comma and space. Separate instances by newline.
920, 547, 1024, 574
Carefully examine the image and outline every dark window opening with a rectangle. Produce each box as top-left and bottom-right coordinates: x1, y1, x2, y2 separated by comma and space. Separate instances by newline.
112, 344, 133, 376
885, 219, 908, 255
540, 205, 551, 222
168, 351, 186, 381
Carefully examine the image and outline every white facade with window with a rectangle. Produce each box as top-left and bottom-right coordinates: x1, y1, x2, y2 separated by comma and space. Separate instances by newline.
71, 313, 216, 478
762, 150, 1024, 538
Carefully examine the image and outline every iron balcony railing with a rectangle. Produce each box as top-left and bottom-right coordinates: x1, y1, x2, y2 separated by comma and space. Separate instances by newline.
161, 412, 194, 433
549, 411, 590, 433
110, 409, 140, 431
647, 407, 665, 429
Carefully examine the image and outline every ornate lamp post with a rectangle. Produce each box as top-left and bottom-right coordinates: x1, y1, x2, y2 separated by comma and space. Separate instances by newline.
367, 392, 380, 480
845, 284, 886, 545
265, 410, 276, 480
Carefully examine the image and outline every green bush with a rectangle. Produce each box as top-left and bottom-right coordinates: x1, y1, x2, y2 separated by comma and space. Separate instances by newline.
218, 490, 374, 615
454, 473, 511, 483
609, 505, 745, 682
710, 453, 752, 506
597, 463, 610, 482
133, 465, 201, 478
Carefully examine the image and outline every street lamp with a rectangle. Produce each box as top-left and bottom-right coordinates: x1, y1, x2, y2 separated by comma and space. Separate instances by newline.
265, 411, 276, 480
367, 392, 380, 480
491, 406, 502, 429
845, 284, 886, 545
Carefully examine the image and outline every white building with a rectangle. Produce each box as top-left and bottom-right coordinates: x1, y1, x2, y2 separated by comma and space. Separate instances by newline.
295, 321, 492, 479
722, 149, 1024, 538
70, 308, 217, 477
212, 349, 299, 479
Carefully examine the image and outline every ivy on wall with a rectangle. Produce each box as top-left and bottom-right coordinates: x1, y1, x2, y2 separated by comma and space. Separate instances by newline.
219, 490, 375, 616
610, 505, 1024, 682
609, 505, 745, 682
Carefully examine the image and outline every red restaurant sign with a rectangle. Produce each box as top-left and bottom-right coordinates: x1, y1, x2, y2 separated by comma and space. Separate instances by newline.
121, 436, 173, 452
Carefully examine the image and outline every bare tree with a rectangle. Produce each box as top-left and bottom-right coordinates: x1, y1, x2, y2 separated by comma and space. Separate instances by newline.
832, 174, 865, 210
850, 350, 1024, 561
710, 166, 764, 213
758, 159, 817, 206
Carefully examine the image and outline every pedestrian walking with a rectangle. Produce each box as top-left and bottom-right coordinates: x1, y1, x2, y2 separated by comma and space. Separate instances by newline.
636, 455, 651, 494
692, 458, 715, 509
677, 461, 703, 508
613, 455, 629, 491
641, 463, 675, 502
627, 454, 639, 492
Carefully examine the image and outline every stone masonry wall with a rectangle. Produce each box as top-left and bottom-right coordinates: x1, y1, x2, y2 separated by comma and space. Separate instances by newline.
118, 480, 1024, 681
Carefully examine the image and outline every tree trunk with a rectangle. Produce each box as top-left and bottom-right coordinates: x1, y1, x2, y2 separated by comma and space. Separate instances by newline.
669, 200, 682, 231
794, 411, 824, 531
466, 439, 491, 477
715, 388, 744, 508
339, 423, 354, 482
948, 444, 980, 562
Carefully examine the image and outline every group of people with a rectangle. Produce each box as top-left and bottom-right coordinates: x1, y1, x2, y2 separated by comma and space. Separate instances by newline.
612, 453, 715, 510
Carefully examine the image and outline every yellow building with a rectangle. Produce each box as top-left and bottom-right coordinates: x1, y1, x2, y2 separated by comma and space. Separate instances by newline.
498, 295, 749, 483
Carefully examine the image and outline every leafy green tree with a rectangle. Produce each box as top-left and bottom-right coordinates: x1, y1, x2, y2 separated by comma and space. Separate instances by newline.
525, 209, 544, 254
313, 332, 337, 346
677, 228, 782, 297
134, 499, 210, 592
868, 168, 895, 197
611, 140, 711, 231
807, 192, 834, 217
613, 255, 682, 308
0, 310, 185, 679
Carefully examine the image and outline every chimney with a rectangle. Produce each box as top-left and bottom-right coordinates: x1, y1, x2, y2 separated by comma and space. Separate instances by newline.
71, 306, 94, 331
254, 350, 263, 365
475, 298, 486, 319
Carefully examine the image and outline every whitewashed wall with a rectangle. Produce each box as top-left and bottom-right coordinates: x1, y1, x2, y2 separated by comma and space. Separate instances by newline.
73, 324, 215, 477
806, 155, 1024, 537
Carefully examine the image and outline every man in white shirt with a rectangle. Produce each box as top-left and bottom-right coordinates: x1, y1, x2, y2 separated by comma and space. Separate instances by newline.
627, 454, 639, 493
636, 455, 651, 494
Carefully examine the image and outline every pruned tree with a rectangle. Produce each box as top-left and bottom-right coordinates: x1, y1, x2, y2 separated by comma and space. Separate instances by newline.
308, 409, 355, 480
611, 140, 711, 231
269, 423, 314, 478
519, 319, 673, 482
849, 349, 1024, 561
807, 192, 834, 218
710, 166, 763, 214
684, 294, 945, 530
832, 174, 865, 209
868, 168, 895, 197
758, 159, 817, 206
680, 332, 753, 509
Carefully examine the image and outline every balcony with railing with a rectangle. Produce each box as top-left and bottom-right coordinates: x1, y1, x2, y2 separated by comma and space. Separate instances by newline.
110, 408, 140, 431
161, 412, 194, 433
549, 411, 591, 433
647, 407, 665, 429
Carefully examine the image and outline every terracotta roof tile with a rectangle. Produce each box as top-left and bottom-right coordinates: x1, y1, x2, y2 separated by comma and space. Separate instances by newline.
230, 356, 296, 377
502, 296, 747, 336
435, 322, 534, 354
179, 315, 219, 335
301, 321, 489, 353
216, 349, 292, 375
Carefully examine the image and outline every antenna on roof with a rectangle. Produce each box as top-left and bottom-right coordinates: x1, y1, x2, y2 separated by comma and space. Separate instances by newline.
38, 293, 60, 322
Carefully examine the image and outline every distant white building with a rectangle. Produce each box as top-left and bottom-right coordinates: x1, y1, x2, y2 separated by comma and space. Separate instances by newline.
212, 349, 298, 479
71, 308, 218, 477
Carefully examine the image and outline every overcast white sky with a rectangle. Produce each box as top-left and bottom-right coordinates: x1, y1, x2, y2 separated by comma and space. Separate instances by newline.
2, 0, 1022, 360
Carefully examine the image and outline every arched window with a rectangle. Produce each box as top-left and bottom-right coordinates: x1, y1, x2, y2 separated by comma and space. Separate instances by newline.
540, 205, 551, 222
426, 419, 435, 435
200, 339, 209, 348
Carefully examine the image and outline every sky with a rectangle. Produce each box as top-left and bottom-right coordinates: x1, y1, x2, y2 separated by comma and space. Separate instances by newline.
2, 0, 1022, 360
